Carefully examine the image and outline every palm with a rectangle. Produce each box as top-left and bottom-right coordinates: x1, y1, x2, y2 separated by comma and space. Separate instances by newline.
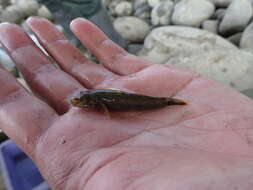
0, 18, 252, 190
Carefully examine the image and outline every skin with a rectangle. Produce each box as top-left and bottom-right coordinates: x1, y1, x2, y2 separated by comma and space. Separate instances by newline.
0, 17, 252, 190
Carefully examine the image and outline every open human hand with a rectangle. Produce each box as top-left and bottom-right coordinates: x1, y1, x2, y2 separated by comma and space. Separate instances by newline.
0, 17, 252, 190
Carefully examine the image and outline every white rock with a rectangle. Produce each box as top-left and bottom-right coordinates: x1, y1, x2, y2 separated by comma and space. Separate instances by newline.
202, 20, 218, 34
208, 0, 233, 7
134, 4, 151, 20
0, 48, 15, 72
0, 0, 10, 8
134, 0, 148, 10
114, 16, 151, 43
138, 26, 237, 64
166, 49, 253, 91
29, 34, 48, 55
227, 32, 242, 46
219, 0, 253, 36
101, 0, 112, 7
16, 0, 40, 17
212, 8, 226, 20
108, 0, 123, 15
172, 0, 215, 27
0, 5, 3, 14
151, 1, 174, 26
114, 1, 133, 16
17, 78, 31, 92
148, 0, 172, 7
0, 4, 24, 23
37, 5, 53, 20
240, 21, 253, 49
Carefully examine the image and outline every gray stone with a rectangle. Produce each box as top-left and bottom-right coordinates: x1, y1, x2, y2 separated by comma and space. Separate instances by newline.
0, 4, 24, 23
0, 48, 16, 73
138, 26, 237, 64
108, 0, 123, 15
208, 0, 233, 7
134, 0, 148, 10
0, 0, 10, 8
114, 1, 133, 16
148, 0, 172, 7
227, 32, 242, 46
212, 8, 226, 20
240, 21, 253, 49
113, 16, 151, 43
151, 1, 174, 26
16, 0, 40, 17
166, 49, 253, 91
134, 0, 151, 20
127, 43, 143, 54
172, 0, 215, 27
219, 0, 253, 36
17, 78, 31, 92
202, 20, 218, 34
101, 0, 112, 7
37, 5, 53, 20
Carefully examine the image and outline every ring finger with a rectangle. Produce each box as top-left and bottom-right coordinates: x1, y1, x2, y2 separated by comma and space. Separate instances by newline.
0, 23, 86, 114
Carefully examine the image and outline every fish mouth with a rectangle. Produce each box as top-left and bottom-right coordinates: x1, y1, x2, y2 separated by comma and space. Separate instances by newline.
71, 98, 85, 108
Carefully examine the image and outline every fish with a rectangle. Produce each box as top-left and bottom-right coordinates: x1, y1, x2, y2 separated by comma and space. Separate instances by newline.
70, 89, 187, 112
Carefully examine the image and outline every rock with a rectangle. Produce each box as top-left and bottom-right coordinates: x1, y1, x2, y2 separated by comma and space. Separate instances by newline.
212, 8, 226, 20
134, 0, 151, 20
240, 21, 253, 49
114, 1, 133, 16
0, 0, 10, 8
108, 0, 122, 15
127, 43, 143, 54
134, 0, 148, 10
20, 20, 30, 32
151, 1, 174, 26
101, 0, 112, 7
138, 26, 237, 64
37, 5, 53, 20
29, 34, 48, 55
219, 0, 253, 36
148, 0, 172, 7
113, 16, 151, 43
172, 0, 215, 27
227, 32, 242, 46
241, 89, 253, 99
0, 5, 3, 14
17, 78, 31, 92
202, 20, 218, 34
55, 24, 64, 33
0, 48, 17, 76
0, 4, 24, 23
16, 0, 40, 17
208, 0, 233, 7
166, 49, 253, 91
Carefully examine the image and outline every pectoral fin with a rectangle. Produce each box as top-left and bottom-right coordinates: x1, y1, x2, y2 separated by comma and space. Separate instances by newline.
99, 103, 111, 119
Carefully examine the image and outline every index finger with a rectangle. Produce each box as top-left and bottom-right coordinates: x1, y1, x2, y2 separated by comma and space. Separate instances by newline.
70, 18, 151, 75
0, 67, 58, 158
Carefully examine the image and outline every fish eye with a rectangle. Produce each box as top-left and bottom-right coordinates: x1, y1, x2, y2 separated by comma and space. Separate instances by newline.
70, 98, 80, 105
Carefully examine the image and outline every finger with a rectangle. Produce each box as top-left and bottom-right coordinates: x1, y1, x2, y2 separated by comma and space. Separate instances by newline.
0, 23, 85, 114
27, 17, 117, 88
0, 66, 58, 157
70, 18, 151, 75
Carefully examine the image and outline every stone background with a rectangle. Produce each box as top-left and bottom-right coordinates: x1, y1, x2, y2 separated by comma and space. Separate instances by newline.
0, 0, 253, 189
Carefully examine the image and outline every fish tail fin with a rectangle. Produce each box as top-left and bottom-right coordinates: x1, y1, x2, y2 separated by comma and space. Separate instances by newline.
167, 98, 187, 106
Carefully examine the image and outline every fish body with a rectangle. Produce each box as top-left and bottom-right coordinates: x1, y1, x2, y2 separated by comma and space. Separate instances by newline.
71, 89, 187, 111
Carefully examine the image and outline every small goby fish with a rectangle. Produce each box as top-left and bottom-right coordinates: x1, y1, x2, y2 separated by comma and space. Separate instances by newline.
70, 89, 187, 111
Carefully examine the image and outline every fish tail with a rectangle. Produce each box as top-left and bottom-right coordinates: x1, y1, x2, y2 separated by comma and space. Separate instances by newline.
166, 98, 187, 106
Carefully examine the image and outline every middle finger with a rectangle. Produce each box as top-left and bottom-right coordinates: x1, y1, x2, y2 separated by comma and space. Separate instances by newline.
0, 23, 85, 114
27, 17, 118, 89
